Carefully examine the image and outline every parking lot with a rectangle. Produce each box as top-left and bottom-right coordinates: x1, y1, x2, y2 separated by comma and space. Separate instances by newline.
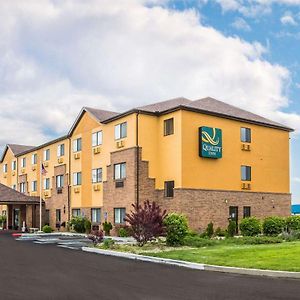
1, 231, 300, 300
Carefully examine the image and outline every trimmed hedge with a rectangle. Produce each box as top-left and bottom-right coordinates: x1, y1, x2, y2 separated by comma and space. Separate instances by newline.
262, 216, 286, 236
42, 225, 53, 233
286, 216, 300, 232
183, 235, 218, 247
239, 217, 261, 236
164, 213, 188, 246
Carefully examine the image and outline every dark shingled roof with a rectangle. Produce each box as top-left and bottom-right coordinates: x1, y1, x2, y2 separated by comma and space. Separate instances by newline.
0, 183, 42, 204
8, 144, 35, 156
137, 97, 191, 113
185, 97, 289, 130
84, 107, 119, 122
133, 96, 293, 131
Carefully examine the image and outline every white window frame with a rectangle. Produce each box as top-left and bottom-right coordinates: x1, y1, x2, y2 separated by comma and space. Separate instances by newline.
92, 168, 102, 183
56, 175, 64, 188
21, 157, 26, 168
73, 172, 82, 186
20, 182, 26, 193
31, 181, 37, 192
43, 149, 50, 161
91, 208, 101, 223
43, 178, 50, 190
73, 138, 82, 152
11, 160, 16, 171
114, 163, 126, 180
31, 154, 37, 165
114, 208, 126, 224
57, 144, 65, 157
114, 122, 127, 140
72, 209, 81, 217
3, 164, 7, 173
92, 131, 103, 147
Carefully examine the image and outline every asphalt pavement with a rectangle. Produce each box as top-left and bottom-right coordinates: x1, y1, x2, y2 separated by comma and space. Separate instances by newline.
0, 230, 300, 300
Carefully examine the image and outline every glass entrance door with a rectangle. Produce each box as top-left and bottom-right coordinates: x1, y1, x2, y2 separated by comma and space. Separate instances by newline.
13, 208, 20, 230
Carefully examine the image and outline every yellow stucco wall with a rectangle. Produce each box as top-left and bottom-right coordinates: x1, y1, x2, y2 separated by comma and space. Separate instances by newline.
180, 110, 290, 193
0, 148, 17, 189
70, 112, 136, 209
139, 110, 290, 193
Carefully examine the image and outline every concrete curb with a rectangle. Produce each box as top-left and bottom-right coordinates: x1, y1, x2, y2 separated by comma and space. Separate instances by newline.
81, 247, 300, 279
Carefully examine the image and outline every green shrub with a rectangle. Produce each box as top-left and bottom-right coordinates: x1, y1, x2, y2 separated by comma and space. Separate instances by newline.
42, 225, 53, 233
239, 217, 261, 236
103, 238, 115, 249
183, 235, 217, 247
286, 216, 300, 232
118, 228, 128, 237
102, 221, 113, 236
215, 227, 226, 237
262, 216, 286, 236
164, 213, 188, 246
228, 236, 283, 245
227, 220, 236, 237
206, 222, 214, 238
69, 216, 91, 233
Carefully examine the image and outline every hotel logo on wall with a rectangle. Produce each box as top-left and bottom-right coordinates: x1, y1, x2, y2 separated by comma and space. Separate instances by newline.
199, 126, 222, 159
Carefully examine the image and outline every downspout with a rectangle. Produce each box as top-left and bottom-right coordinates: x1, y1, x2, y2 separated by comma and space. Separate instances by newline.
67, 137, 71, 222
136, 111, 140, 207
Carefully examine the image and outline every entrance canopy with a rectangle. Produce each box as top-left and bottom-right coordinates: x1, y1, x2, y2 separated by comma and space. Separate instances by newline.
0, 183, 43, 205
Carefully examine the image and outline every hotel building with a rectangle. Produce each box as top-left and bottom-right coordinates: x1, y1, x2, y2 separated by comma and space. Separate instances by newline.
0, 97, 293, 232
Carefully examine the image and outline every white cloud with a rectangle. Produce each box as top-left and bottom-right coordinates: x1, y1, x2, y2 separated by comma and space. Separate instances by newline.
0, 0, 299, 150
231, 17, 252, 31
216, 0, 300, 17
281, 12, 298, 25
292, 177, 300, 183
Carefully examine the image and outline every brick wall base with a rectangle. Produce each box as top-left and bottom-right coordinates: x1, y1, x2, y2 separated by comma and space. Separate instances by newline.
157, 189, 291, 232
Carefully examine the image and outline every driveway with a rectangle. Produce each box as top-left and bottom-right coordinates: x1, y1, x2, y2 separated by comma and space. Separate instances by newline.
0, 231, 300, 300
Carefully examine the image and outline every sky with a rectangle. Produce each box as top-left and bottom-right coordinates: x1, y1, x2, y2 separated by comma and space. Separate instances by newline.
0, 0, 299, 201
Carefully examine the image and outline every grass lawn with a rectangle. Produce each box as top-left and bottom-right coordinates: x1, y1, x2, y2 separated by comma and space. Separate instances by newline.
146, 242, 300, 272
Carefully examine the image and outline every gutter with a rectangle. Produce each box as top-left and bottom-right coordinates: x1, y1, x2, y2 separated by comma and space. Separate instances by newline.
136, 111, 140, 207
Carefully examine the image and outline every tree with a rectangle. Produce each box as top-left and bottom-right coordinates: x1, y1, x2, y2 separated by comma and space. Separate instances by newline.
125, 200, 167, 247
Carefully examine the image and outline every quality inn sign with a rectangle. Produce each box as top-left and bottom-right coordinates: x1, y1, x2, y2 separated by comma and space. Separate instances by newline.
199, 126, 222, 159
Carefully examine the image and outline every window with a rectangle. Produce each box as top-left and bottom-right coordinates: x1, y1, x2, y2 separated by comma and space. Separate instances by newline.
43, 178, 50, 190
164, 118, 174, 136
72, 209, 81, 217
31, 154, 37, 165
21, 157, 26, 168
20, 182, 26, 193
56, 175, 64, 188
241, 165, 251, 181
43, 149, 50, 161
57, 144, 65, 157
73, 172, 82, 186
164, 181, 175, 198
114, 163, 126, 180
114, 208, 126, 224
241, 127, 251, 143
243, 206, 251, 218
73, 138, 82, 152
3, 164, 7, 173
92, 131, 103, 147
92, 168, 102, 183
11, 160, 16, 171
31, 181, 37, 192
91, 208, 101, 223
56, 209, 61, 223
114, 122, 127, 140
11, 184, 16, 190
